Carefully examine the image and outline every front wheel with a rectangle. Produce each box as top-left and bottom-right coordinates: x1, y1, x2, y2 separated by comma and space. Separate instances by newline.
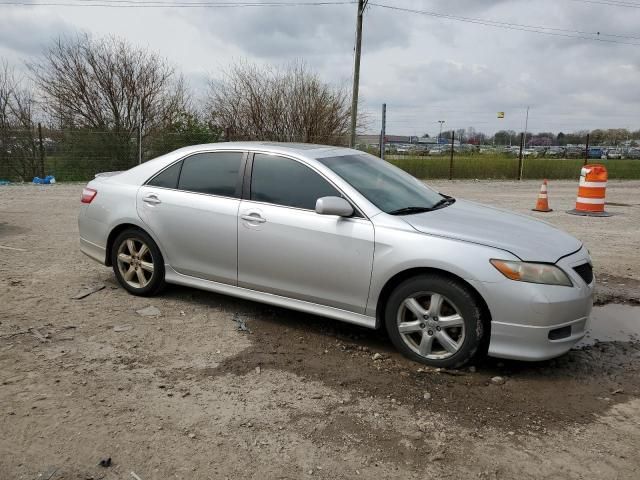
111, 228, 165, 296
384, 275, 484, 368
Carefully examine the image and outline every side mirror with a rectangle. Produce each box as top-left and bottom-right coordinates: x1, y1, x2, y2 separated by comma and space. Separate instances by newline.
315, 196, 354, 217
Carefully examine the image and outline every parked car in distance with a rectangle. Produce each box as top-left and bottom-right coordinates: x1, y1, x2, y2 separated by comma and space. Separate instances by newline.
626, 148, 640, 159
606, 149, 623, 159
79, 142, 594, 368
545, 147, 565, 158
565, 147, 584, 158
510, 146, 522, 156
479, 147, 497, 154
588, 147, 605, 159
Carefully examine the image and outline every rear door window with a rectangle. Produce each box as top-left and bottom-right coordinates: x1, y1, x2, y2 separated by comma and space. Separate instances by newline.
147, 161, 182, 189
250, 153, 339, 210
178, 152, 243, 198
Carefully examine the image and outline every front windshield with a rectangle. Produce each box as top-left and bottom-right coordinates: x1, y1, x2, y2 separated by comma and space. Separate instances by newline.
316, 153, 445, 214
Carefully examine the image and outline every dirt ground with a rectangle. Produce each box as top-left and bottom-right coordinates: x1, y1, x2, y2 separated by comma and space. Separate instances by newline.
1, 181, 640, 480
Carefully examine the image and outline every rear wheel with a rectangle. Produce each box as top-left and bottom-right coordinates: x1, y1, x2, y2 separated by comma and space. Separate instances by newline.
385, 274, 484, 368
111, 228, 165, 296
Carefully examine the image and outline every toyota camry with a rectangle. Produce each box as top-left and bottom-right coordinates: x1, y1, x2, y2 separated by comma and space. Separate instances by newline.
78, 142, 594, 367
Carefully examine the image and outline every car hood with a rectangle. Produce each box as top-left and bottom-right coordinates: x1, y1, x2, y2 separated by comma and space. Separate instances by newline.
401, 199, 582, 263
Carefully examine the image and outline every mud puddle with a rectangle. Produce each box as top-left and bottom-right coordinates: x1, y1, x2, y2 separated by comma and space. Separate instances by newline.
156, 287, 640, 433
579, 304, 640, 346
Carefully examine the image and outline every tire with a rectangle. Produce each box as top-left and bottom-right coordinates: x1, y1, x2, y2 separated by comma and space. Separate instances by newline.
111, 228, 165, 297
384, 274, 484, 368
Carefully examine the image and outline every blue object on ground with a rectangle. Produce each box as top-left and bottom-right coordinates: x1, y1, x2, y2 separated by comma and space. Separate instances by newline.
0, 179, 9, 185
32, 175, 56, 185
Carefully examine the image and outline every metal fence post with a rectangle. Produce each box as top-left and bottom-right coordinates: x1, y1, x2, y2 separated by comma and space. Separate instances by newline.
38, 123, 45, 178
449, 131, 455, 180
584, 133, 590, 165
517, 132, 524, 180
380, 103, 386, 159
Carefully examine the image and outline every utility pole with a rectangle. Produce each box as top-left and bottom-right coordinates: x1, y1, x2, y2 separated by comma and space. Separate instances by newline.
438, 120, 445, 143
380, 103, 386, 159
349, 0, 367, 148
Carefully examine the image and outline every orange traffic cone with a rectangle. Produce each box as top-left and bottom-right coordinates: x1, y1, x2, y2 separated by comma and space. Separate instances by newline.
532, 179, 552, 212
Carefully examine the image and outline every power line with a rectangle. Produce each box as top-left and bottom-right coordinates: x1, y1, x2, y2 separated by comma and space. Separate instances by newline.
5, 0, 637, 45
0, 0, 356, 7
368, 2, 640, 46
565, 0, 640, 8
70, 0, 349, 2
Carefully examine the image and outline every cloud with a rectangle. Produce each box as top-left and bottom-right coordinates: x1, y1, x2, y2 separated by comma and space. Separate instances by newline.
0, 10, 73, 57
181, 3, 411, 58
0, 0, 638, 135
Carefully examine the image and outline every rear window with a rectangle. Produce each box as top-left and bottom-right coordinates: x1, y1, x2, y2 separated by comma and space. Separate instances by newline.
177, 152, 243, 197
147, 161, 182, 189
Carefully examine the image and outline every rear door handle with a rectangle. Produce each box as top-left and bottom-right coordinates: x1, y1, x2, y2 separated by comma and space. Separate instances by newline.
241, 213, 266, 223
143, 194, 161, 205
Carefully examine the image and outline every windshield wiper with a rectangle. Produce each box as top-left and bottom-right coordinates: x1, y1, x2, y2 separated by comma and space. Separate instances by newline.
430, 197, 456, 210
388, 206, 436, 216
388, 197, 456, 216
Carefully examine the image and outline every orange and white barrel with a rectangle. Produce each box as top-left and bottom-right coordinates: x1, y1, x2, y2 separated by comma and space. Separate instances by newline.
567, 164, 612, 217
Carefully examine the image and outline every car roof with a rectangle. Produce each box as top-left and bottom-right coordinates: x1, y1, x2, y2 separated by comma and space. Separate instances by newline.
108, 141, 361, 186
168, 141, 355, 159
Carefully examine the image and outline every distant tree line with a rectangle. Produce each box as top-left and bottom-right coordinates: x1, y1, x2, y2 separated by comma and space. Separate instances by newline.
478, 129, 639, 147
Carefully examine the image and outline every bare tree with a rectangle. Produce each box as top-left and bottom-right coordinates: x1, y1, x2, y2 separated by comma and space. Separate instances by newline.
0, 61, 39, 180
30, 34, 187, 166
206, 61, 352, 145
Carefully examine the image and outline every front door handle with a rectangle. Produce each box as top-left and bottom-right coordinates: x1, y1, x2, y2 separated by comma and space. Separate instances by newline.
143, 194, 161, 205
241, 213, 266, 223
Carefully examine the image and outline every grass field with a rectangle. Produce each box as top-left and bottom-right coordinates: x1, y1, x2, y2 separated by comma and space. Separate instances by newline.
388, 154, 640, 180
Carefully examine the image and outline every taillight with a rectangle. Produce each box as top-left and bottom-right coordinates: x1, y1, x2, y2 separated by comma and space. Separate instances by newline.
81, 187, 97, 204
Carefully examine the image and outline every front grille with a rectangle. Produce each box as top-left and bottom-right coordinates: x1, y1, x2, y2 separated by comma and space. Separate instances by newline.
573, 263, 593, 285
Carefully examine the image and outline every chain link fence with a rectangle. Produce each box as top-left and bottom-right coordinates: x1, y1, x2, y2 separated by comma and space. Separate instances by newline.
0, 127, 222, 182
1, 128, 638, 182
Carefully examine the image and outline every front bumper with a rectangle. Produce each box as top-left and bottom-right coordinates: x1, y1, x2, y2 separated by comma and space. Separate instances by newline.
488, 316, 590, 361
470, 247, 594, 361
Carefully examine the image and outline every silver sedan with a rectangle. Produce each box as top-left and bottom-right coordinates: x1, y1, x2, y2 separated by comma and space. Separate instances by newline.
78, 142, 594, 368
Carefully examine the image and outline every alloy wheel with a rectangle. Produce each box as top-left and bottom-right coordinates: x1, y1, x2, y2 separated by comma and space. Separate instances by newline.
396, 291, 466, 360
116, 238, 155, 289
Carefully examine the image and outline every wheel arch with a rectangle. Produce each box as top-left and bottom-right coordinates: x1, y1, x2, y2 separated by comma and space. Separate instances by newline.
375, 267, 492, 333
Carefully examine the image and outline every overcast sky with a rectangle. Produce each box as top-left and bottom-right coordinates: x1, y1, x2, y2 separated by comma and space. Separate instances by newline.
1, 0, 639, 137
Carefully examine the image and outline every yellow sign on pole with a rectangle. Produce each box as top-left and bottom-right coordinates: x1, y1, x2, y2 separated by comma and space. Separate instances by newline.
497, 112, 505, 119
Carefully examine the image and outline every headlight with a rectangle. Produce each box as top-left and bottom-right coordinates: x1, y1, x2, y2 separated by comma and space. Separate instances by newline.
490, 259, 572, 287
